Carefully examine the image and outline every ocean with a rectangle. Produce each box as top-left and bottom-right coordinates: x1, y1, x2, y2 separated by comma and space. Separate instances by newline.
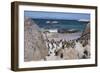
32, 19, 88, 32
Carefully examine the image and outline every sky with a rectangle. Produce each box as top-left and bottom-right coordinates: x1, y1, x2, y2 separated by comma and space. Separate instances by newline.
24, 11, 90, 20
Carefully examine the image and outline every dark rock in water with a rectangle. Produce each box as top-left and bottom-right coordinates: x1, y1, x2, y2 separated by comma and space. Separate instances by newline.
58, 29, 80, 33
24, 17, 48, 61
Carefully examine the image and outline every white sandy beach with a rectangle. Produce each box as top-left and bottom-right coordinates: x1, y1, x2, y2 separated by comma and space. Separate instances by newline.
43, 32, 82, 41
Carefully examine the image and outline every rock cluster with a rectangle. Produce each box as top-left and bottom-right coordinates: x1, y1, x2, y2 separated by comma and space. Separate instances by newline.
24, 17, 48, 61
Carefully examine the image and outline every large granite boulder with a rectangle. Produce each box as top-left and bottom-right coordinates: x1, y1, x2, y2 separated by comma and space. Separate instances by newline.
24, 17, 48, 61
81, 23, 90, 40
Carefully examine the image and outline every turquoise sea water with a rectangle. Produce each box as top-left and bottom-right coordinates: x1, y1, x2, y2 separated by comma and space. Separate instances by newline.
32, 19, 88, 32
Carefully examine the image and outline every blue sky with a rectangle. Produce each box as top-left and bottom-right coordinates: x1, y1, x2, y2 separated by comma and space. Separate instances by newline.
24, 11, 90, 20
